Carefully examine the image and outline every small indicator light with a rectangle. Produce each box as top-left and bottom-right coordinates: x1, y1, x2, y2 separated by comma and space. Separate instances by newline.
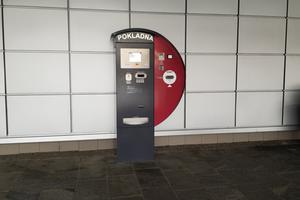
158, 53, 165, 61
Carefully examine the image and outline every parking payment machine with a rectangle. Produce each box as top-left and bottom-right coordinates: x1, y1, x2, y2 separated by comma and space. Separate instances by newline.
111, 29, 185, 161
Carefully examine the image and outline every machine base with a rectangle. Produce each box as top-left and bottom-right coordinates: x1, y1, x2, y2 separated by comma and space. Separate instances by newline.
117, 127, 154, 162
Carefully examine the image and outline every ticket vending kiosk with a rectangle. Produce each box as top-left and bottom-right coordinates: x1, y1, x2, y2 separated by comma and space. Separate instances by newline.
111, 29, 185, 161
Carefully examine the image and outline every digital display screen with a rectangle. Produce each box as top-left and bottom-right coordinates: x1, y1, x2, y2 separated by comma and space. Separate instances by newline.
120, 48, 150, 69
129, 52, 142, 63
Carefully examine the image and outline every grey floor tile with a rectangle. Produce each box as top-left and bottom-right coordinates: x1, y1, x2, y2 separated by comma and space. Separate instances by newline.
0, 171, 23, 192
75, 178, 108, 200
164, 170, 201, 190
4, 191, 39, 200
237, 185, 282, 200
206, 186, 247, 200
176, 189, 212, 200
135, 168, 169, 189
38, 189, 74, 200
272, 184, 300, 200
142, 187, 178, 200
133, 161, 158, 170
12, 176, 76, 198
107, 162, 134, 176
78, 156, 107, 179
113, 196, 144, 200
108, 175, 141, 199
196, 174, 231, 189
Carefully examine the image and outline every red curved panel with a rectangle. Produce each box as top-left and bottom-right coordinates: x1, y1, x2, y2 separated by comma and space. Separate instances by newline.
154, 35, 185, 126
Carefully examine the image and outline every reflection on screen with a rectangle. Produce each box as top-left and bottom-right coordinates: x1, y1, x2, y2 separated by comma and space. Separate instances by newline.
129, 52, 142, 63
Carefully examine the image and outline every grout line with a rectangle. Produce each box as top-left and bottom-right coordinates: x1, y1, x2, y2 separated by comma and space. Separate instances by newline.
282, 0, 289, 125
3, 49, 115, 54
1, 3, 298, 20
4, 93, 116, 96
131, 10, 185, 15
3, 4, 68, 10
234, 0, 240, 127
67, 0, 73, 133
1, 0, 9, 136
159, 167, 180, 200
132, 166, 146, 200
0, 90, 292, 96
184, 0, 187, 129
2, 49, 296, 56
129, 0, 131, 28
239, 14, 286, 19
67, 7, 129, 14
186, 52, 285, 56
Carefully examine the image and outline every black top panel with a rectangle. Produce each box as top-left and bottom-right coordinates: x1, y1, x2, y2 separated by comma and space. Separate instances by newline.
111, 28, 155, 44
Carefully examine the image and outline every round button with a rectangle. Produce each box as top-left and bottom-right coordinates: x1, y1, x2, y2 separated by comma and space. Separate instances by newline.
163, 70, 177, 86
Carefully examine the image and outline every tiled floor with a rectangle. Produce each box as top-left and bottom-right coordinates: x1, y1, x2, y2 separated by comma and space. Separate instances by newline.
0, 141, 300, 200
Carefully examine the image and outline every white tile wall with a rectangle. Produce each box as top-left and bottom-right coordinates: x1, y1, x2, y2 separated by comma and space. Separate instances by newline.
70, 0, 128, 10
236, 92, 282, 127
0, 97, 6, 137
4, 0, 67, 7
186, 93, 235, 129
186, 55, 236, 92
289, 0, 300, 17
6, 53, 69, 94
155, 95, 184, 130
131, 0, 184, 13
187, 15, 237, 53
4, 8, 68, 50
71, 53, 115, 93
240, 0, 287, 17
188, 0, 238, 14
72, 95, 115, 133
286, 56, 300, 90
283, 91, 300, 125
8, 95, 70, 136
70, 10, 129, 52
0, 0, 295, 141
0, 54, 4, 94
237, 56, 284, 91
287, 19, 300, 54
239, 17, 286, 53
132, 13, 185, 52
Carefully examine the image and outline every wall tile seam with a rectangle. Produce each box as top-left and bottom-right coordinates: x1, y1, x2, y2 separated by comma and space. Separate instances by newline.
3, 50, 115, 53
281, 0, 289, 125
186, 91, 287, 94
234, 0, 240, 127
1, 5, 299, 20
2, 5, 130, 13
183, 0, 187, 128
1, 90, 294, 97
188, 13, 288, 19
67, 0, 73, 133
1, 0, 9, 137
3, 51, 299, 56
2, 93, 117, 96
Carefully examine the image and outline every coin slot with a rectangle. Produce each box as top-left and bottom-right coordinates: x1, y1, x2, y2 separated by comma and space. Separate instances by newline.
166, 75, 174, 79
